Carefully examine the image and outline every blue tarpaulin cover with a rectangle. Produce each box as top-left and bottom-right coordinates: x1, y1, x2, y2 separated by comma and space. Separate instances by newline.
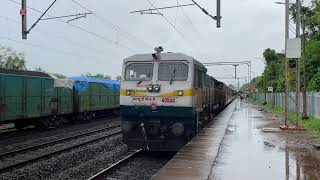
68, 76, 120, 93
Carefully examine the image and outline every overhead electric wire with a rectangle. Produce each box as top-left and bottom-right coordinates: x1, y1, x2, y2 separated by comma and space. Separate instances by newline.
0, 36, 106, 60
190, 0, 217, 21
0, 15, 112, 56
145, 0, 186, 38
176, 0, 200, 35
71, 0, 154, 50
7, 0, 136, 52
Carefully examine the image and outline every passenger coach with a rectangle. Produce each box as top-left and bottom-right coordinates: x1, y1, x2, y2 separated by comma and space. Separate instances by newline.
120, 47, 236, 151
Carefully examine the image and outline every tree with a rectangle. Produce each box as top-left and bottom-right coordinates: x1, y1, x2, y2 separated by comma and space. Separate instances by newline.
263, 48, 278, 65
52, 73, 66, 79
0, 46, 26, 70
307, 71, 320, 91
34, 67, 66, 79
82, 73, 111, 79
116, 75, 121, 81
34, 66, 45, 72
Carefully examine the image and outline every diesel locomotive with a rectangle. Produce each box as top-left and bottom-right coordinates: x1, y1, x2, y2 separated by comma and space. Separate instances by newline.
120, 47, 237, 151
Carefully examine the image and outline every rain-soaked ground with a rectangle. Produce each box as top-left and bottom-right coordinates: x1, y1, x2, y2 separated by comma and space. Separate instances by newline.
210, 100, 320, 180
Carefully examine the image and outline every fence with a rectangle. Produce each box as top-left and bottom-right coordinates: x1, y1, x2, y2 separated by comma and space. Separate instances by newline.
251, 92, 320, 119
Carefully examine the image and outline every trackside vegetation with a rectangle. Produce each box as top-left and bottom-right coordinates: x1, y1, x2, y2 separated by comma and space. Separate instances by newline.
244, 1, 320, 93
251, 98, 320, 137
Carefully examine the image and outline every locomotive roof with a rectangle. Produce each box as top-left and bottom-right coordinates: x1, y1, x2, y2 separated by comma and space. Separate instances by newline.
124, 53, 207, 72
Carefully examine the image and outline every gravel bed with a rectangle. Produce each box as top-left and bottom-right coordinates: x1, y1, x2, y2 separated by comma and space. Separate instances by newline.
102, 152, 175, 180
0, 117, 119, 153
0, 134, 126, 180
0, 128, 121, 170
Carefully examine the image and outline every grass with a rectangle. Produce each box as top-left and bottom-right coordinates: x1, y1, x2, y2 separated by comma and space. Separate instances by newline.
250, 97, 320, 138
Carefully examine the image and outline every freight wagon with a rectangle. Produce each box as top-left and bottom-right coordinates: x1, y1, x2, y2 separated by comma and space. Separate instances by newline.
0, 69, 120, 129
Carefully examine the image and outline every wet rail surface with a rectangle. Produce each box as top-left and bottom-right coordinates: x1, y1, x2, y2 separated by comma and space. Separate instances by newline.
0, 124, 121, 174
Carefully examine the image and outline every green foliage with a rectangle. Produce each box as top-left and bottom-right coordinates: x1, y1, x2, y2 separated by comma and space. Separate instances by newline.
253, 49, 285, 93
252, 2, 320, 93
0, 46, 26, 70
34, 66, 45, 72
116, 75, 121, 81
307, 71, 320, 91
251, 98, 320, 136
34, 67, 66, 79
52, 73, 66, 79
263, 48, 278, 65
302, 118, 320, 130
82, 73, 111, 79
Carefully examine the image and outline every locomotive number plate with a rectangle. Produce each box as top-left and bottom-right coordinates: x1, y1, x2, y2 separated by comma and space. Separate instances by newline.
161, 97, 176, 103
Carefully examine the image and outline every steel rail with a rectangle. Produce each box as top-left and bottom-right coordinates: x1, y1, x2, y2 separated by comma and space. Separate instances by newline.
0, 130, 122, 173
0, 123, 120, 158
87, 149, 143, 180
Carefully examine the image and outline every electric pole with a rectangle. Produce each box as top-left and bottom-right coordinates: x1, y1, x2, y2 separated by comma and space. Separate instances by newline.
216, 0, 221, 28
21, 0, 27, 39
284, 0, 290, 126
295, 0, 301, 127
20, 0, 91, 40
302, 13, 308, 119
233, 64, 239, 80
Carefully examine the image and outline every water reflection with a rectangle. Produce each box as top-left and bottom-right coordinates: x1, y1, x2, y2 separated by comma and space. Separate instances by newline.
211, 102, 320, 180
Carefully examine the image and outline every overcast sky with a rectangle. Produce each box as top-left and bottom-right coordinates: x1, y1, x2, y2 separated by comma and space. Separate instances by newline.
0, 0, 304, 86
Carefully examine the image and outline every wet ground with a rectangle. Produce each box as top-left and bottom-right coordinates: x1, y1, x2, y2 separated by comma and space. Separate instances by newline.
211, 101, 320, 180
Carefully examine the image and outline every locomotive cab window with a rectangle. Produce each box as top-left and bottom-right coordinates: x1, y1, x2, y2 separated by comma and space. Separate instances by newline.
125, 63, 153, 81
194, 67, 203, 88
158, 62, 188, 81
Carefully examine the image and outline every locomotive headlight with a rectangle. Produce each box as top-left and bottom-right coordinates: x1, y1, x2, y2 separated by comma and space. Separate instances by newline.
147, 84, 154, 92
126, 90, 131, 96
153, 84, 161, 92
177, 90, 183, 96
171, 123, 184, 136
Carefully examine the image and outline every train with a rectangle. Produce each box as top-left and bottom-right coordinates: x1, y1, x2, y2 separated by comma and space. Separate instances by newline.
0, 69, 120, 129
120, 47, 237, 151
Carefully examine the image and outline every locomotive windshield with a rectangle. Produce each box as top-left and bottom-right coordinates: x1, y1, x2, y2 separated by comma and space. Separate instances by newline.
125, 63, 153, 81
158, 62, 188, 81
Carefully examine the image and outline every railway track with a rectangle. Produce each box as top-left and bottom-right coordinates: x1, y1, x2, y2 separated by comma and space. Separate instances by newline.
87, 149, 143, 180
0, 123, 122, 174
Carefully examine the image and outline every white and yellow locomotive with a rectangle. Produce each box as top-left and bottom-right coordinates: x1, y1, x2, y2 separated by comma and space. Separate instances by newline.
120, 47, 236, 151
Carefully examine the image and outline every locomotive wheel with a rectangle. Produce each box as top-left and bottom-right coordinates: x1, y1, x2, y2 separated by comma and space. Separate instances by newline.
52, 117, 63, 127
113, 109, 120, 115
15, 121, 27, 130
37, 117, 61, 129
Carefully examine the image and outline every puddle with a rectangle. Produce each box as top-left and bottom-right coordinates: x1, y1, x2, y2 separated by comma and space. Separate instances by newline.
210, 102, 320, 180
251, 116, 264, 119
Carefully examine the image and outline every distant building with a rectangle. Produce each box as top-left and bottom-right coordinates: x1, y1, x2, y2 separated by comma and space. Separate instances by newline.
248, 84, 257, 92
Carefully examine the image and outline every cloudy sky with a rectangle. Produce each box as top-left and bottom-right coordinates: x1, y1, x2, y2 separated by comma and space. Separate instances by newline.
0, 0, 303, 86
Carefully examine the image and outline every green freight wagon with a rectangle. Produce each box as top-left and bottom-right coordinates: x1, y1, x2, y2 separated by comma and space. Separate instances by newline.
0, 69, 73, 129
68, 77, 120, 120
